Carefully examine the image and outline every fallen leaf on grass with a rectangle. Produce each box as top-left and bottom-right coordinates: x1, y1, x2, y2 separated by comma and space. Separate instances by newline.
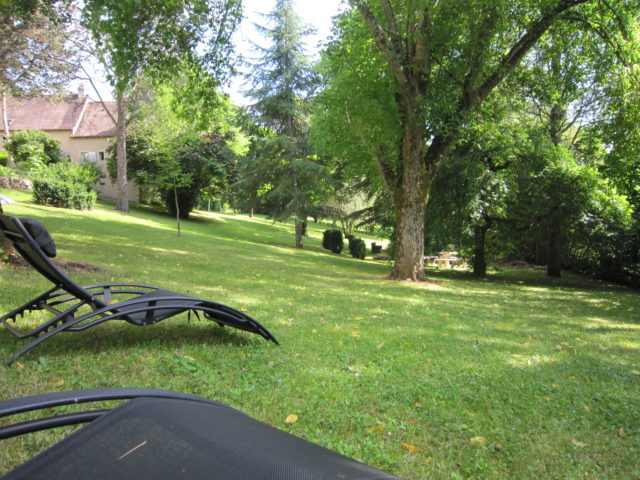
285, 414, 298, 424
618, 428, 627, 438
631, 370, 640, 376
184, 355, 195, 361
469, 436, 486, 447
567, 375, 576, 380
49, 379, 65, 387
368, 425, 385, 433
400, 442, 419, 453
15, 362, 24, 370
571, 439, 588, 448
350, 332, 361, 338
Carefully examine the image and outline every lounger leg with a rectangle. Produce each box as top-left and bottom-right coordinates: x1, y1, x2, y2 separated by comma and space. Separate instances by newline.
4, 311, 98, 365
1, 287, 62, 338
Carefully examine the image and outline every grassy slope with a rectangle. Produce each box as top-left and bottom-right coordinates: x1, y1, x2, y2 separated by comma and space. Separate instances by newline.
1, 187, 639, 479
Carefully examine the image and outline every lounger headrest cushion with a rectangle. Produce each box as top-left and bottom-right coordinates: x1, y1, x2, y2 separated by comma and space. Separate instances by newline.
20, 218, 57, 258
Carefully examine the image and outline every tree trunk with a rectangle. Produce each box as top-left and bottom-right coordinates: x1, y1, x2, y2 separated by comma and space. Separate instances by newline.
2, 89, 14, 169
295, 221, 304, 248
547, 218, 562, 277
472, 218, 492, 278
389, 110, 430, 281
115, 93, 129, 212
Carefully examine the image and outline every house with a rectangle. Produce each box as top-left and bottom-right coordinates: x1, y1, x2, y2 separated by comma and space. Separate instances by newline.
2, 91, 139, 202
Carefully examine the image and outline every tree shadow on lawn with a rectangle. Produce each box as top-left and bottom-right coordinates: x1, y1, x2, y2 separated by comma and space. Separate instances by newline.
428, 266, 637, 293
0, 320, 268, 364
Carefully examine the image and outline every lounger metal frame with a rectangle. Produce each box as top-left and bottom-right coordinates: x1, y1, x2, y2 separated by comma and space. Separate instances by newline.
0, 215, 278, 365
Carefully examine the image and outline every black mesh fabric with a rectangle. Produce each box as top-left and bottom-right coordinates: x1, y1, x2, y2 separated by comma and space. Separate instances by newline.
2, 398, 403, 480
19, 218, 56, 258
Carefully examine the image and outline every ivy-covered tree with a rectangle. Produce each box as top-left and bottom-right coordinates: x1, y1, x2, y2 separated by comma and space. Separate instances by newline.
243, 0, 326, 248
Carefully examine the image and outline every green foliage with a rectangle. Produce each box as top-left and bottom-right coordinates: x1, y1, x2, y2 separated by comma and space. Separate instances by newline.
32, 161, 100, 210
323, 229, 344, 254
4, 130, 61, 171
0, 152, 7, 166
349, 237, 366, 260
239, 0, 328, 246
158, 132, 231, 219
81, 0, 242, 93
108, 77, 240, 218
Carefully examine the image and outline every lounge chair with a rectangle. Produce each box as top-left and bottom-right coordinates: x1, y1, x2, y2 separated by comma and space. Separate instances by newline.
0, 215, 278, 365
0, 388, 403, 479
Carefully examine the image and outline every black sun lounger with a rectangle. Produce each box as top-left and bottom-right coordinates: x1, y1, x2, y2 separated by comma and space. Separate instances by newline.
0, 388, 403, 479
0, 215, 278, 365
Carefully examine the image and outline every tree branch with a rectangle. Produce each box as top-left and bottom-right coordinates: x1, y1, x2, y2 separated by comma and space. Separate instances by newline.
474, 0, 590, 109
350, 0, 409, 89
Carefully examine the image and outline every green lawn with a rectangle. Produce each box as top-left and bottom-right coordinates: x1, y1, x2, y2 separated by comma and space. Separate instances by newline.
1, 187, 639, 479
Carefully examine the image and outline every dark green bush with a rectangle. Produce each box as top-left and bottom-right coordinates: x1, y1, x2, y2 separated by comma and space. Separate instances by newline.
322, 229, 344, 254
0, 152, 7, 166
349, 237, 367, 260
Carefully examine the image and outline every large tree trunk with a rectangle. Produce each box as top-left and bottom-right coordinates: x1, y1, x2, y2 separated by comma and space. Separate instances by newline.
2, 89, 14, 169
547, 218, 562, 277
115, 94, 129, 212
295, 221, 304, 248
472, 216, 492, 278
390, 121, 429, 281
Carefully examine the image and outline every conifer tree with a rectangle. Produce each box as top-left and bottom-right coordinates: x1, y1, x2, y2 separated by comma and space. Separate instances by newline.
244, 0, 324, 248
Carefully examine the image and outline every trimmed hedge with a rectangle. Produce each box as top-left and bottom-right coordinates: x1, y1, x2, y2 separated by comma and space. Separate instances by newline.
349, 237, 367, 260
33, 178, 96, 210
322, 229, 344, 254
32, 161, 100, 210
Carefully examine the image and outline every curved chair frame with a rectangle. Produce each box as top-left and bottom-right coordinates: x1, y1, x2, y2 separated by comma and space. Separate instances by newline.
0, 215, 278, 365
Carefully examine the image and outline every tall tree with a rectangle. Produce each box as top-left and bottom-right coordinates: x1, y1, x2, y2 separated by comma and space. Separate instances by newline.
244, 0, 324, 248
321, 0, 633, 280
81, 0, 242, 212
1, 0, 78, 168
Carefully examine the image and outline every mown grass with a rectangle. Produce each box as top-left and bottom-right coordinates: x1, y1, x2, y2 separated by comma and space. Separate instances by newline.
1, 187, 639, 479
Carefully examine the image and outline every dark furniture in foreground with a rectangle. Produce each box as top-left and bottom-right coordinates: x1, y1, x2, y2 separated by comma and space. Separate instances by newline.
0, 388, 403, 479
0, 215, 278, 365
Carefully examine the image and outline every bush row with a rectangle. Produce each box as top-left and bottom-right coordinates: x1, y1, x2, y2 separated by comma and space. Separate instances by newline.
323, 230, 382, 260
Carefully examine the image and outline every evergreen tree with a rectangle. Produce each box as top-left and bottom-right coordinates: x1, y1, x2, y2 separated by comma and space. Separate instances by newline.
243, 0, 325, 248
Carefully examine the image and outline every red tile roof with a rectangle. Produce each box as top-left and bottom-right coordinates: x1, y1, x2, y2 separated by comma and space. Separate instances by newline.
7, 95, 116, 138
72, 101, 116, 137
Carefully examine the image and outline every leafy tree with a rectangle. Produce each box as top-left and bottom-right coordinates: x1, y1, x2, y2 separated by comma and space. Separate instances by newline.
242, 0, 326, 248
81, 0, 242, 212
1, 0, 78, 168
108, 75, 241, 221
318, 0, 634, 280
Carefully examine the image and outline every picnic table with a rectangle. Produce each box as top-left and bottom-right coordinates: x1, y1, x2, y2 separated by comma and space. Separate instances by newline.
425, 252, 464, 269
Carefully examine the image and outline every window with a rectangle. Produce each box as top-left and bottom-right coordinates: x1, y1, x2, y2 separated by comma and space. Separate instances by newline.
80, 152, 97, 163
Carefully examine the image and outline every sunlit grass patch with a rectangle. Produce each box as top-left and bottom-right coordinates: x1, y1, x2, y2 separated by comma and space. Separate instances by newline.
1, 188, 639, 479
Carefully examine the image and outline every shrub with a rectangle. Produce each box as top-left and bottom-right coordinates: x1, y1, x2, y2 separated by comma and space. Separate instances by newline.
32, 161, 100, 210
322, 229, 344, 254
4, 130, 62, 172
0, 152, 7, 167
349, 237, 367, 260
